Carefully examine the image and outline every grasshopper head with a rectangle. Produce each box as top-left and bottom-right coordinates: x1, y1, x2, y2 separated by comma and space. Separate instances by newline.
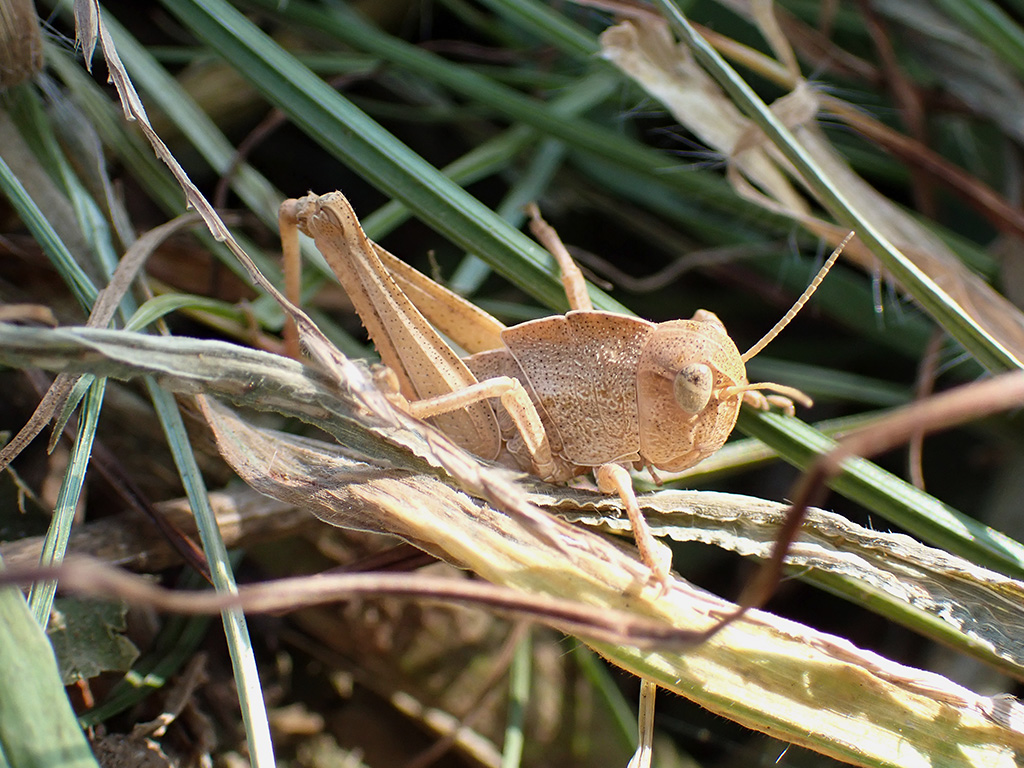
636, 310, 747, 472
637, 308, 812, 473
632, 235, 849, 473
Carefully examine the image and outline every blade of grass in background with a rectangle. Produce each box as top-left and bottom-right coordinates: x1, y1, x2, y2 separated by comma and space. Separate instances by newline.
0, 152, 96, 310
147, 386, 274, 767
250, 0, 786, 234
931, 0, 1024, 78
26, 379, 106, 624
737, 408, 1024, 577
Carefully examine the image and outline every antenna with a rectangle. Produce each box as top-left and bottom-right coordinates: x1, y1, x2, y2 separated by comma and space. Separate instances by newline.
741, 231, 855, 363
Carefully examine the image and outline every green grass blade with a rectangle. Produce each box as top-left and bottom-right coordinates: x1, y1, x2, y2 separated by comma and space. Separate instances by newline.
26, 379, 107, 624
146, 384, 275, 768
475, 0, 599, 58
360, 69, 618, 242
100, 15, 282, 237
260, 0, 772, 225
931, 0, 1024, 78
0, 152, 96, 310
78, 603, 212, 727
737, 408, 1024, 578
500, 632, 531, 768
571, 643, 637, 750
126, 294, 244, 332
0, 576, 99, 768
451, 137, 569, 294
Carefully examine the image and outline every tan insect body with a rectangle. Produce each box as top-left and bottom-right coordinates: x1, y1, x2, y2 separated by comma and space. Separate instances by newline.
466, 309, 747, 480
280, 191, 837, 587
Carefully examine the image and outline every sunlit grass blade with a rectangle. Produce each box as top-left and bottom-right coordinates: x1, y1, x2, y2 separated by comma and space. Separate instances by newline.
146, 384, 275, 766
26, 379, 106, 624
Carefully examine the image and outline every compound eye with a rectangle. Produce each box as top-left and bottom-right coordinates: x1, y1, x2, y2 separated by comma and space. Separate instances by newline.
673, 363, 714, 414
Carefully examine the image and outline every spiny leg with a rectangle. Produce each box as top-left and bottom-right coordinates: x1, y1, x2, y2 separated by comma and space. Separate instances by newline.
595, 463, 672, 591
526, 203, 593, 312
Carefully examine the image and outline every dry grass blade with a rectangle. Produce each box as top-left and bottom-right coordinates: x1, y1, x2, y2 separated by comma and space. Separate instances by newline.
1, 556, 700, 650
559, 487, 1024, 673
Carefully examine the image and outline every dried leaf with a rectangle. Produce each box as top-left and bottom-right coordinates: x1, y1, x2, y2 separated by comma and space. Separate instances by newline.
73, 0, 98, 71
203, 399, 1024, 766
600, 20, 808, 214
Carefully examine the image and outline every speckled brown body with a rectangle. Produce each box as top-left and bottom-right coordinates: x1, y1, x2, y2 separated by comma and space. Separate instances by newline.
281, 190, 783, 587
467, 309, 747, 482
